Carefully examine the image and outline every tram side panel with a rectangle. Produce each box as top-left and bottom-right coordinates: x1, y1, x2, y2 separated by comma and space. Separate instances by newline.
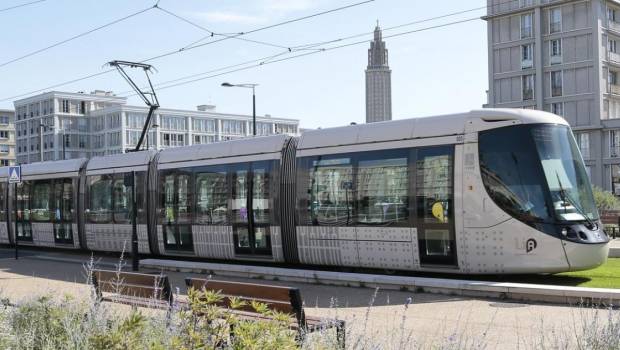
294, 146, 429, 271
155, 158, 285, 263
83, 172, 150, 254
460, 135, 569, 274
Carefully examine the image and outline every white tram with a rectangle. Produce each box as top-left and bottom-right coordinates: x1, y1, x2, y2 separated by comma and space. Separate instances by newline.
0, 109, 609, 274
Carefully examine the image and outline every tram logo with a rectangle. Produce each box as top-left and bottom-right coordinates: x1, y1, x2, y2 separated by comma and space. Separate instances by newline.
526, 239, 537, 253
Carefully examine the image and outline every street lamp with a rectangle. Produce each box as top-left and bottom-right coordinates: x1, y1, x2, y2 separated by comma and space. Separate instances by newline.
221, 82, 258, 136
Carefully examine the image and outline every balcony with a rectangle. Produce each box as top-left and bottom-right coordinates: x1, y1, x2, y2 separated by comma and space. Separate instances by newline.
611, 51, 620, 64
610, 20, 620, 33
611, 84, 620, 95
521, 59, 533, 69
612, 146, 620, 158
550, 55, 562, 65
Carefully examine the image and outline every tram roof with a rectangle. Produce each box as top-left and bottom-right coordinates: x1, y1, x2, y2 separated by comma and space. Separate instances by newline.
297, 108, 568, 150
157, 134, 289, 165
86, 149, 156, 174
19, 158, 87, 180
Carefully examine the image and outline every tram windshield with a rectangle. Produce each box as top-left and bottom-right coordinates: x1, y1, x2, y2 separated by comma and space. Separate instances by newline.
479, 124, 598, 225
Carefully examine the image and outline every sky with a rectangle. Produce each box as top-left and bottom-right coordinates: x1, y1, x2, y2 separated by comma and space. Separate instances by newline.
0, 0, 489, 129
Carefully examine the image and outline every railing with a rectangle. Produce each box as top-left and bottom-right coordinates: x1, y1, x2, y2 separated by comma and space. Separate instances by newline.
610, 146, 620, 158
610, 51, 620, 63
610, 20, 620, 33
521, 59, 533, 69
610, 84, 620, 95
550, 55, 562, 65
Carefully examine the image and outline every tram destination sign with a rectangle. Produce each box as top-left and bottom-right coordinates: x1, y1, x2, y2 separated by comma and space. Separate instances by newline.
8, 165, 21, 184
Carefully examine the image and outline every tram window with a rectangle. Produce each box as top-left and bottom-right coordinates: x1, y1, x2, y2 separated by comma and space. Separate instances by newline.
416, 148, 453, 225
0, 183, 6, 221
135, 172, 146, 224
232, 169, 249, 224
177, 174, 192, 224
32, 181, 52, 222
113, 177, 132, 224
252, 166, 270, 225
163, 174, 175, 224
89, 176, 112, 223
357, 155, 409, 226
254, 227, 269, 249
195, 171, 228, 225
307, 157, 354, 226
52, 180, 73, 222
16, 182, 31, 222
479, 126, 552, 222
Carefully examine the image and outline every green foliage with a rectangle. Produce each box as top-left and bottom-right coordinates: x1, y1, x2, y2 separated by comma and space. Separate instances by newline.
592, 186, 620, 212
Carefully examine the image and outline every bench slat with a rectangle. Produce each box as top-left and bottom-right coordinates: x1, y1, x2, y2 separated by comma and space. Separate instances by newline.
187, 279, 293, 302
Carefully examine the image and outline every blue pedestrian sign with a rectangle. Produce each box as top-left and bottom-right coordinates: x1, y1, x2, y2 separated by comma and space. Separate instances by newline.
8, 166, 21, 184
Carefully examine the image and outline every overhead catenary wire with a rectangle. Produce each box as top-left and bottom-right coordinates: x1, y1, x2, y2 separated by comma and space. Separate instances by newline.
0, 3, 156, 69
0, 0, 46, 13
0, 0, 519, 103
0, 0, 376, 103
121, 16, 482, 97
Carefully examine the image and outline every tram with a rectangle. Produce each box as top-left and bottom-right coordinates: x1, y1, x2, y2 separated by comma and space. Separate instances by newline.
0, 109, 609, 274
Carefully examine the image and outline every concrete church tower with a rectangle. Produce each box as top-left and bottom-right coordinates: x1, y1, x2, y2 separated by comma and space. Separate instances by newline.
365, 21, 392, 123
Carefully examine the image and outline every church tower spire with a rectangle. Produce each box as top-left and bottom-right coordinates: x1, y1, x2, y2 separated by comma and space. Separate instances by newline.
365, 21, 392, 123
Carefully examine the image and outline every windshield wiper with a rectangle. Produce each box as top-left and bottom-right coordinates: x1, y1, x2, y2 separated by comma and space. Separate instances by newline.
555, 171, 597, 229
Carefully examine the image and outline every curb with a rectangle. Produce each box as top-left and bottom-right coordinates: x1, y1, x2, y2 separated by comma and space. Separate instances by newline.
141, 258, 620, 306
610, 247, 620, 258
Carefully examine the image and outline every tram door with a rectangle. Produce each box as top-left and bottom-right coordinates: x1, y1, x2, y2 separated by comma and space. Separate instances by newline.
416, 146, 457, 266
162, 172, 193, 252
52, 179, 74, 244
15, 182, 32, 242
232, 162, 272, 256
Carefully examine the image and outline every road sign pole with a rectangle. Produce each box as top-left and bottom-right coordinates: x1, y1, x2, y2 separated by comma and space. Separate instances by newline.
14, 182, 18, 260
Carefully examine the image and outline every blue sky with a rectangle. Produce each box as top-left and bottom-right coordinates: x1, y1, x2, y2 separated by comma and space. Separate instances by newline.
0, 0, 488, 129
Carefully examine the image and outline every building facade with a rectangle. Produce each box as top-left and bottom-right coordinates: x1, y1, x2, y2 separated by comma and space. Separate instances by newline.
0, 110, 15, 166
13, 91, 300, 164
484, 0, 620, 193
365, 23, 392, 123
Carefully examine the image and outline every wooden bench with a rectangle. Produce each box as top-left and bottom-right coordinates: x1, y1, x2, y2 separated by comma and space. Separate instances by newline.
185, 278, 345, 348
601, 210, 620, 238
91, 269, 173, 310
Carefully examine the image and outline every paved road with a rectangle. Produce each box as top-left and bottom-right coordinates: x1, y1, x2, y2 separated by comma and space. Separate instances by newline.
0, 247, 609, 349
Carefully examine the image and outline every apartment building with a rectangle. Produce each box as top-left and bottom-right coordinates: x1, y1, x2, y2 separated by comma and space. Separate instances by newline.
0, 110, 15, 166
13, 91, 300, 164
484, 0, 620, 193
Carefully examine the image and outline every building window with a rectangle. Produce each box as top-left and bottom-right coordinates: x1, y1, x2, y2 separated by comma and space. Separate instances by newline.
0, 160, 8, 166
61, 100, 69, 113
551, 102, 564, 116
611, 130, 620, 157
609, 7, 618, 23
520, 0, 533, 7
576, 133, 590, 159
521, 44, 533, 69
522, 74, 534, 101
0, 116, 9, 125
550, 39, 562, 64
521, 13, 533, 39
610, 39, 618, 54
549, 8, 562, 33
0, 145, 9, 153
0, 131, 9, 139
162, 133, 185, 147
551, 71, 563, 97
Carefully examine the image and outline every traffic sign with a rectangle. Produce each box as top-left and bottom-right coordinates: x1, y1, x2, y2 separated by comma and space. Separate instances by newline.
8, 166, 21, 184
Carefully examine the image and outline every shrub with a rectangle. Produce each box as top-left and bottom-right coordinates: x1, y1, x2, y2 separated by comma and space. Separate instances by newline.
592, 186, 620, 212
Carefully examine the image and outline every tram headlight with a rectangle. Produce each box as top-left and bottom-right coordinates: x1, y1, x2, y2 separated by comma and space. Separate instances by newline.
561, 227, 568, 237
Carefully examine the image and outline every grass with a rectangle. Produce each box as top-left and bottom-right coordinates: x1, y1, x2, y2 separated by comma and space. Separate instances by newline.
393, 258, 620, 289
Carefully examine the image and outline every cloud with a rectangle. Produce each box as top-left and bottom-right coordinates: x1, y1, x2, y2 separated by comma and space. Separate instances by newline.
199, 11, 266, 24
